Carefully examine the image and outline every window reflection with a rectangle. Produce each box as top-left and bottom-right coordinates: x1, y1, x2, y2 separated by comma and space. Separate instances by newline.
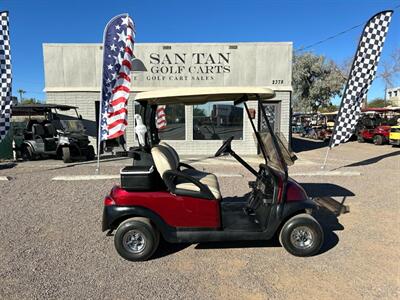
157, 104, 186, 140
193, 101, 243, 140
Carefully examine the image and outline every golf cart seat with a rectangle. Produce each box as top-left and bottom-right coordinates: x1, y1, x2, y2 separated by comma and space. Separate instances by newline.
151, 145, 221, 200
159, 141, 209, 179
32, 124, 45, 139
44, 123, 57, 137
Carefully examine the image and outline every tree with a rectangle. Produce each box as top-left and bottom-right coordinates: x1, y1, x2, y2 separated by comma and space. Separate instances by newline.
293, 52, 346, 112
17, 89, 26, 102
20, 98, 39, 104
367, 98, 388, 108
319, 103, 338, 113
378, 47, 400, 104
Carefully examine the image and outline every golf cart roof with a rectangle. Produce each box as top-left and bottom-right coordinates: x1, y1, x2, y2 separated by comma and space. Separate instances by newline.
135, 87, 275, 105
13, 103, 78, 112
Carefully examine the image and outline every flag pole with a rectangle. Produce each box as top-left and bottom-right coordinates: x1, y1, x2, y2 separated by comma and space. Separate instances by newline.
96, 16, 112, 175
321, 146, 330, 170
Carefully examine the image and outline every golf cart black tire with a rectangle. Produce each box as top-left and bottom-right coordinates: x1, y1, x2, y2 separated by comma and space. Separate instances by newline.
86, 145, 95, 161
22, 146, 34, 161
279, 213, 324, 257
62, 147, 72, 163
114, 217, 160, 262
373, 135, 383, 145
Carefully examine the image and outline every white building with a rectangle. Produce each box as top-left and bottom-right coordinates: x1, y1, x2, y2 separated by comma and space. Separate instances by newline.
43, 42, 293, 155
387, 87, 400, 106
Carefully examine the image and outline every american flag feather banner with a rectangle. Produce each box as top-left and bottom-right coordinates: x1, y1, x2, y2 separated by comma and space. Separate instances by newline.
99, 14, 135, 141
0, 11, 12, 142
156, 105, 167, 130
330, 10, 393, 148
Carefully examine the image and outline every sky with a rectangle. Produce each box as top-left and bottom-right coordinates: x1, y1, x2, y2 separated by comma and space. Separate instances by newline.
1, 0, 399, 105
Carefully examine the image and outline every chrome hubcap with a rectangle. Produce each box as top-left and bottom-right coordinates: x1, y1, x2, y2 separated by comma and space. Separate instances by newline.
290, 226, 314, 249
123, 230, 146, 253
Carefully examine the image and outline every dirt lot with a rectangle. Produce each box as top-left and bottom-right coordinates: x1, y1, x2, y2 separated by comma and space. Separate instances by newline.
0, 137, 399, 299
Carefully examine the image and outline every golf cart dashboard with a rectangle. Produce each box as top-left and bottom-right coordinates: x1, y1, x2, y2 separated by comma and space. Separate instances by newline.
249, 166, 276, 202
257, 167, 275, 198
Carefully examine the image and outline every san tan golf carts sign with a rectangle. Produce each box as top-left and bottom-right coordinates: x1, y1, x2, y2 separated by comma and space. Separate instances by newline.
146, 52, 231, 81
131, 42, 292, 87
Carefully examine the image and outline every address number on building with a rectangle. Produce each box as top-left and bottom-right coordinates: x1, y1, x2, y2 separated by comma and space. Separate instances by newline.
272, 80, 284, 84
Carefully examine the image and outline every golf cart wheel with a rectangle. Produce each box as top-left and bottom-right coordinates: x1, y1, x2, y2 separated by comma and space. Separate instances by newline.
114, 217, 160, 262
279, 213, 324, 257
86, 145, 95, 161
21, 146, 34, 161
373, 135, 383, 145
62, 147, 72, 163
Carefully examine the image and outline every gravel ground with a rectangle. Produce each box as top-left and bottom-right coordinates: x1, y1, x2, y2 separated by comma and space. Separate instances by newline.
0, 137, 399, 299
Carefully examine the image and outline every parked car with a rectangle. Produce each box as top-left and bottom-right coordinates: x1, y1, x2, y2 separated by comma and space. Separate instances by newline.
12, 104, 95, 162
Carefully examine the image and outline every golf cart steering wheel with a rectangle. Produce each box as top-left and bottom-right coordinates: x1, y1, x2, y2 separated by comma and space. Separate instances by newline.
215, 136, 234, 157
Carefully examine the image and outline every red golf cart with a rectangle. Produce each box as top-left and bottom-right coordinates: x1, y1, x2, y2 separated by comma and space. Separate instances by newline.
357, 108, 400, 145
102, 87, 324, 261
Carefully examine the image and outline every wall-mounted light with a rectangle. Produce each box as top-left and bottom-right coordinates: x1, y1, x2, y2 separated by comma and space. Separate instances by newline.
132, 57, 147, 72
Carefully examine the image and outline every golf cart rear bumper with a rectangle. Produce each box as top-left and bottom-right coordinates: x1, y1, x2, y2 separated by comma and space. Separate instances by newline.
102, 205, 130, 232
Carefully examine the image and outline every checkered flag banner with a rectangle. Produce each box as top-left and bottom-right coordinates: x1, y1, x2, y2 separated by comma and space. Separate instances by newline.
330, 10, 393, 148
0, 11, 12, 142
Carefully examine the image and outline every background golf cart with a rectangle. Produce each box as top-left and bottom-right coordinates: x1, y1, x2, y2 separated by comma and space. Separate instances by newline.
356, 107, 400, 145
12, 104, 95, 162
300, 112, 337, 141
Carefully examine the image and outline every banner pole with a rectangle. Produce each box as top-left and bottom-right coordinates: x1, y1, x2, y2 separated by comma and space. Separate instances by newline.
321, 147, 330, 170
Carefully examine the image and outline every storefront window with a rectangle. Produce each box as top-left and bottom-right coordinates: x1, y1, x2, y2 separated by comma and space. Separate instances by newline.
193, 101, 243, 140
157, 104, 186, 140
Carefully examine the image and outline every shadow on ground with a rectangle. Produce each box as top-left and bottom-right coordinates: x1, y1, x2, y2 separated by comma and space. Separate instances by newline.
291, 135, 328, 153
301, 182, 352, 253
339, 150, 400, 168
0, 162, 16, 170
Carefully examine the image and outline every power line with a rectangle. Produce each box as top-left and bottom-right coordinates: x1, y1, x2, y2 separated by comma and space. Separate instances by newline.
295, 23, 364, 52
295, 4, 400, 52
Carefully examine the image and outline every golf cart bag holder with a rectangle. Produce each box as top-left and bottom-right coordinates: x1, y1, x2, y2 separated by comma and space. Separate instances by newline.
120, 165, 164, 191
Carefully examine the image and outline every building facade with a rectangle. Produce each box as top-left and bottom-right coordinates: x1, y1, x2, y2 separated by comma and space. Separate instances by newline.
43, 42, 293, 155
387, 87, 400, 106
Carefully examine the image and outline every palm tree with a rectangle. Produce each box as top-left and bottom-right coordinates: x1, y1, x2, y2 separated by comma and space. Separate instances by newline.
17, 89, 26, 102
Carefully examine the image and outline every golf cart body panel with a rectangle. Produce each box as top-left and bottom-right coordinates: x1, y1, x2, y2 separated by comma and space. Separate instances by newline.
103, 87, 322, 260
389, 125, 400, 145
357, 107, 400, 145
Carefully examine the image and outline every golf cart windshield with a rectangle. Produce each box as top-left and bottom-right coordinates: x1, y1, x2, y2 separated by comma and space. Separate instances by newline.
254, 98, 289, 174
135, 87, 290, 175
53, 108, 85, 133
59, 119, 85, 133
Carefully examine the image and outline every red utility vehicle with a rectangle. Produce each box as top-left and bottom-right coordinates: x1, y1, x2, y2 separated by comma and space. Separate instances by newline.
102, 87, 324, 261
357, 108, 399, 145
